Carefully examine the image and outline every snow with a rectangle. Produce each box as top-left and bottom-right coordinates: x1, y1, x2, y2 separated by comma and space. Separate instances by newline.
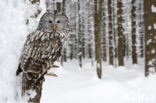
0, 0, 43, 103
0, 0, 156, 103
151, 5, 156, 13
41, 60, 156, 103
151, 49, 155, 54
148, 26, 152, 30
147, 39, 152, 45
71, 0, 78, 2
24, 89, 37, 101
0, 0, 28, 103
154, 24, 156, 29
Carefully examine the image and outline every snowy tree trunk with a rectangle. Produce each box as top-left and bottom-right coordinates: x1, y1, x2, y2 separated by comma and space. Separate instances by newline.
81, 18, 85, 59
78, 0, 82, 67
138, 0, 144, 58
112, 0, 118, 67
144, 0, 156, 76
108, 0, 114, 65
26, 0, 41, 25
46, 0, 56, 11
74, 2, 78, 60
22, 73, 44, 103
88, 1, 93, 59
22, 1, 43, 103
30, 0, 40, 4
94, 0, 103, 79
62, 0, 65, 13
117, 0, 124, 66
56, 2, 61, 11
131, 0, 138, 64
102, 1, 107, 61
56, 1, 67, 65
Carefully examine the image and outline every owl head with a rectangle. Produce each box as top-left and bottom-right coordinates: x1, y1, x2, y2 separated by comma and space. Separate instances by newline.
37, 11, 69, 34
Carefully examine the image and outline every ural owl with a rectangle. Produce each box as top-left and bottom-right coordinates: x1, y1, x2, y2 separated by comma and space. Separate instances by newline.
16, 11, 69, 103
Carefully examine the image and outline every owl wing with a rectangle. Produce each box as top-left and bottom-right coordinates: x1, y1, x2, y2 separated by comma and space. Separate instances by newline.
17, 31, 62, 79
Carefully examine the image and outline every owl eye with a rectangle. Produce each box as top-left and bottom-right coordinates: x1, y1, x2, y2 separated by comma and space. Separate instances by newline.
49, 20, 52, 23
57, 20, 60, 23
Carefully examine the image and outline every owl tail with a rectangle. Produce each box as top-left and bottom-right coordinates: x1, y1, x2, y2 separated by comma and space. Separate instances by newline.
16, 64, 22, 76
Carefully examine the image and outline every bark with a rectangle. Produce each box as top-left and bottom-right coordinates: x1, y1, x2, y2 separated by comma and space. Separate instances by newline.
87, 1, 93, 60
139, 0, 144, 58
30, 0, 40, 4
112, 0, 118, 67
26, 0, 41, 25
102, 1, 107, 61
81, 18, 85, 58
117, 0, 124, 66
59, 1, 67, 65
62, 0, 65, 13
74, 2, 78, 59
56, 2, 61, 11
131, 0, 138, 64
22, 72, 45, 103
63, 48, 67, 61
144, 0, 156, 76
23, 1, 42, 103
94, 0, 103, 79
108, 0, 114, 65
78, 0, 82, 67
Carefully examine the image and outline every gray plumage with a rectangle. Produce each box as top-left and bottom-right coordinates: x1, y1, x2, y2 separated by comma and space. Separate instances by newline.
16, 11, 69, 103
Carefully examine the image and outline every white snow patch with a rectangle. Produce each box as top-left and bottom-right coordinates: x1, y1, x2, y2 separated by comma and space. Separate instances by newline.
151, 49, 155, 54
147, 39, 152, 45
154, 24, 156, 29
148, 26, 152, 30
149, 67, 155, 73
151, 5, 156, 13
27, 90, 37, 99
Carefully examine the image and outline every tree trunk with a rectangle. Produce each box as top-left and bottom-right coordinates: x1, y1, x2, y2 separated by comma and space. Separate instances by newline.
62, 1, 68, 64
78, 0, 82, 67
23, 1, 42, 103
112, 0, 118, 67
30, 0, 40, 4
138, 0, 144, 58
74, 2, 78, 60
108, 0, 114, 65
144, 0, 156, 76
117, 0, 124, 66
131, 0, 138, 64
94, 0, 103, 79
22, 73, 44, 103
56, 1, 67, 64
62, 0, 65, 13
102, 1, 107, 61
56, 2, 61, 11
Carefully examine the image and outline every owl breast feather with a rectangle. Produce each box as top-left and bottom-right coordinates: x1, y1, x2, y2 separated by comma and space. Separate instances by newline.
20, 30, 62, 73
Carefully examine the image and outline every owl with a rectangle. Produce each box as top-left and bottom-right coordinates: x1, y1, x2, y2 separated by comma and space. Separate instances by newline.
16, 11, 69, 103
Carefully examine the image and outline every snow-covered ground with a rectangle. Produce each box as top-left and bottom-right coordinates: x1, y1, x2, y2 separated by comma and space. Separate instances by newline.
0, 0, 156, 103
41, 60, 156, 103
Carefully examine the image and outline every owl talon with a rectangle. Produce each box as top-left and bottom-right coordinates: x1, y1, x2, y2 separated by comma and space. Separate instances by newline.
46, 73, 58, 77
51, 65, 59, 68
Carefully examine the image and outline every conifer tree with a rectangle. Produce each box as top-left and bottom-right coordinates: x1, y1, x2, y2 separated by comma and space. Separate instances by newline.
108, 0, 114, 65
117, 0, 124, 66
144, 0, 156, 76
94, 0, 103, 78
131, 0, 138, 64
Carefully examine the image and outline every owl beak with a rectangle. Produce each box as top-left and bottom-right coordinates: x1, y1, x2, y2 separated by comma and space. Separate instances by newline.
53, 25, 56, 31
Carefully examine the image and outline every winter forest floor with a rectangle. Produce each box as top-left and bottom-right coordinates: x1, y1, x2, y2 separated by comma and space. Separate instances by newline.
40, 59, 156, 103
